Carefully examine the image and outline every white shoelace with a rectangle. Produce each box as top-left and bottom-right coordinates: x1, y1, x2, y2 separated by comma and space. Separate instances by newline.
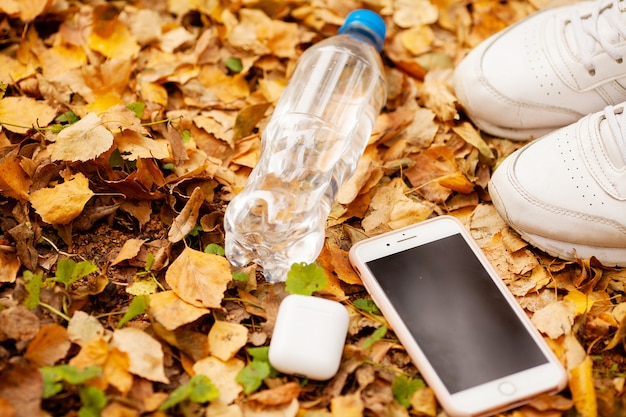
570, 0, 626, 74
604, 104, 626, 162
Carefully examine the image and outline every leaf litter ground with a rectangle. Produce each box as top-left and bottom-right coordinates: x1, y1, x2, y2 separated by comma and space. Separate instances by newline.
1, 0, 625, 416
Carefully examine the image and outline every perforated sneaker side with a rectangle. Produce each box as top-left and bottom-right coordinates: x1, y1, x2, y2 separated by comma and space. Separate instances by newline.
455, 0, 626, 140
489, 103, 626, 266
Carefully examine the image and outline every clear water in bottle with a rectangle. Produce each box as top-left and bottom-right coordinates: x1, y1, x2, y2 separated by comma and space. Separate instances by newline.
224, 9, 387, 282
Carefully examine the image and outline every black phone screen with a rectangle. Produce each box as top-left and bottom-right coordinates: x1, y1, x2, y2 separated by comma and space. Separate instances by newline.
365, 233, 548, 394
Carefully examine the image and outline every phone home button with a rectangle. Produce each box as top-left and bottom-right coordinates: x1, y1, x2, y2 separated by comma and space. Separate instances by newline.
498, 382, 516, 396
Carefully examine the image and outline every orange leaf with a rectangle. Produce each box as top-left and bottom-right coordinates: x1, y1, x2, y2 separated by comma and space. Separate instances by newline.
111, 239, 147, 266
24, 324, 71, 367
0, 154, 30, 200
104, 348, 133, 395
165, 247, 232, 308
149, 290, 210, 330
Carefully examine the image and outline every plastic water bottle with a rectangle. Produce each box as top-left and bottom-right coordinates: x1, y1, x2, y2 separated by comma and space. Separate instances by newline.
224, 9, 387, 282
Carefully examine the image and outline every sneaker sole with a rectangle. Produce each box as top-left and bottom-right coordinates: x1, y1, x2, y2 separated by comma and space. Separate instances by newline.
510, 226, 626, 268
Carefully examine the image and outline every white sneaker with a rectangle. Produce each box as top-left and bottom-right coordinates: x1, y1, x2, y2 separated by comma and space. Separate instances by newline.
455, 0, 626, 141
489, 103, 626, 266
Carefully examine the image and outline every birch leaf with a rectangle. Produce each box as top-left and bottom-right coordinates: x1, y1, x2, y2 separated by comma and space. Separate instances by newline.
0, 96, 56, 134
165, 247, 232, 308
30, 173, 94, 225
110, 327, 169, 383
51, 113, 114, 162
149, 290, 210, 330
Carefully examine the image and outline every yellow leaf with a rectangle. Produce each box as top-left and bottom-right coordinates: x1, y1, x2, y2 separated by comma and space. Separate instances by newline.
165, 247, 232, 308
69, 338, 110, 369
85, 91, 125, 114
208, 321, 248, 361
111, 239, 147, 266
198, 66, 250, 103
0, 96, 56, 134
149, 290, 210, 331
111, 327, 169, 383
564, 289, 596, 316
401, 26, 435, 56
193, 356, 244, 405
115, 130, 170, 161
30, 172, 94, 225
51, 113, 114, 162
87, 20, 140, 60
569, 356, 598, 417
104, 348, 133, 395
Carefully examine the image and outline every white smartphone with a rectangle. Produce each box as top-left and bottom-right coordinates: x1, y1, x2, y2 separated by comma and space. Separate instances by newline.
349, 216, 567, 417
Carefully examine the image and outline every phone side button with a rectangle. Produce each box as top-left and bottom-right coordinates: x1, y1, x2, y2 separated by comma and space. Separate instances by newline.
498, 382, 516, 396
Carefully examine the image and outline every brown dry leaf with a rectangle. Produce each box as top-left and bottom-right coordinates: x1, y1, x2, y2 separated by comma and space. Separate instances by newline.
0, 250, 21, 283
393, 0, 439, 28
110, 327, 169, 383
193, 356, 244, 405
0, 305, 40, 342
336, 146, 381, 206
198, 66, 251, 104
569, 355, 598, 417
248, 382, 301, 407
208, 321, 249, 361
531, 300, 576, 339
405, 145, 475, 202
165, 247, 232, 308
24, 324, 71, 367
0, 96, 57, 134
234, 102, 271, 140
410, 387, 437, 417
330, 392, 364, 417
420, 72, 458, 122
0, 153, 31, 200
111, 238, 146, 266
168, 187, 205, 243
30, 172, 94, 225
226, 8, 303, 58
318, 243, 362, 286
0, 365, 44, 417
452, 121, 495, 159
362, 177, 434, 233
51, 113, 114, 162
149, 290, 210, 330
115, 130, 170, 161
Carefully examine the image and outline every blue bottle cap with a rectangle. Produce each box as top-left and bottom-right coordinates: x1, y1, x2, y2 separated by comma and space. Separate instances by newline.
338, 9, 386, 52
